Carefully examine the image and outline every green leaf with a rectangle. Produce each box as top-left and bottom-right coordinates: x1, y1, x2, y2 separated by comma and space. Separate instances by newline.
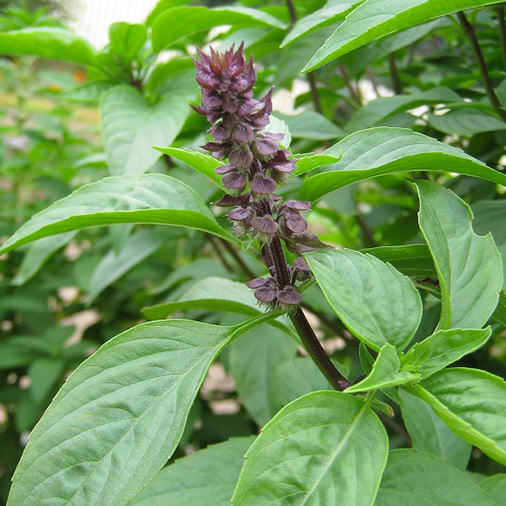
472, 200, 506, 290
399, 389, 471, 469
293, 152, 342, 176
416, 181, 503, 329
28, 357, 64, 404
229, 325, 297, 426
305, 249, 422, 351
303, 0, 506, 71
232, 391, 388, 505
0, 174, 235, 255
281, 0, 363, 47
375, 449, 496, 506
409, 367, 506, 465
273, 357, 332, 405
277, 110, 344, 140
100, 85, 190, 176
155, 147, 223, 187
298, 127, 506, 201
152, 6, 286, 52
428, 109, 506, 136
480, 474, 506, 505
0, 27, 97, 66
130, 437, 255, 506
345, 87, 461, 132
8, 319, 251, 505
108, 22, 147, 64
346, 344, 419, 393
87, 229, 166, 303
361, 244, 436, 278
11, 232, 76, 286
401, 327, 492, 378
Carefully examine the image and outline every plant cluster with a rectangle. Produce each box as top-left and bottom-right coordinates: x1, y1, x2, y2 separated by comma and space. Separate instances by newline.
0, 1, 505, 505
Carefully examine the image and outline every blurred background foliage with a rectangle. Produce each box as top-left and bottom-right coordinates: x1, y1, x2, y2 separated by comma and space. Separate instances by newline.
0, 0, 505, 502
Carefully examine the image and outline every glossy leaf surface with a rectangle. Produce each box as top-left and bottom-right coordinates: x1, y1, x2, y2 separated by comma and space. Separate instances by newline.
232, 391, 388, 505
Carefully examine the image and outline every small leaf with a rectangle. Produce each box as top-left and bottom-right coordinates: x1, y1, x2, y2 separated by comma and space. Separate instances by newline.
399, 389, 471, 469
305, 249, 422, 351
0, 174, 235, 255
298, 127, 506, 201
401, 327, 492, 378
277, 110, 344, 140
11, 232, 76, 286
0, 27, 97, 65
108, 22, 147, 64
232, 391, 388, 505
100, 85, 190, 176
409, 367, 506, 465
375, 449, 495, 506
416, 181, 503, 329
152, 6, 286, 51
303, 0, 506, 71
28, 357, 64, 404
346, 344, 419, 393
428, 108, 506, 136
7, 320, 253, 505
130, 437, 255, 506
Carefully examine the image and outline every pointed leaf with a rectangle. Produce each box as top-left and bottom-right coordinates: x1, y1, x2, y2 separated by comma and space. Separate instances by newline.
108, 22, 147, 64
232, 391, 388, 505
416, 181, 503, 329
346, 344, 419, 393
298, 128, 506, 201
399, 389, 471, 469
0, 174, 235, 255
409, 367, 506, 465
401, 327, 492, 378
293, 152, 342, 176
277, 110, 344, 140
131, 437, 255, 506
375, 449, 496, 506
303, 0, 506, 71
305, 249, 422, 351
8, 320, 244, 505
0, 27, 97, 65
152, 6, 286, 51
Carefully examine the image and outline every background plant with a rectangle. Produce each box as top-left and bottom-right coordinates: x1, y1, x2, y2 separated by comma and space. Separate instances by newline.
0, 0, 505, 505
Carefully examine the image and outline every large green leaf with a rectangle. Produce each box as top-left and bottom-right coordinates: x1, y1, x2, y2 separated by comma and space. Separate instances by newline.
346, 344, 419, 393
298, 128, 506, 201
152, 6, 286, 51
7, 319, 259, 505
401, 327, 492, 378
416, 182, 503, 329
99, 85, 190, 176
11, 232, 76, 286
229, 325, 297, 426
0, 27, 97, 65
375, 449, 496, 506
108, 22, 147, 64
361, 244, 436, 278
409, 367, 506, 465
0, 174, 235, 255
305, 249, 422, 351
232, 391, 388, 505
303, 0, 506, 71
345, 87, 460, 132
155, 147, 223, 186
130, 437, 254, 506
87, 229, 167, 303
281, 0, 363, 47
428, 108, 506, 136
399, 389, 471, 469
480, 474, 506, 505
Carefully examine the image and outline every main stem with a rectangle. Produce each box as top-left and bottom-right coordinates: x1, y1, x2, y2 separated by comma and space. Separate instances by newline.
458, 11, 506, 121
267, 237, 351, 391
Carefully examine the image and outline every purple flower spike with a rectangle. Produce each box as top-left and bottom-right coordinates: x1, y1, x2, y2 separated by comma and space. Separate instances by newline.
230, 145, 253, 167
277, 286, 302, 305
222, 171, 247, 191
215, 163, 234, 175
228, 207, 251, 221
255, 138, 279, 157
286, 200, 310, 211
250, 175, 277, 195
254, 285, 277, 303
251, 215, 278, 235
246, 277, 267, 288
